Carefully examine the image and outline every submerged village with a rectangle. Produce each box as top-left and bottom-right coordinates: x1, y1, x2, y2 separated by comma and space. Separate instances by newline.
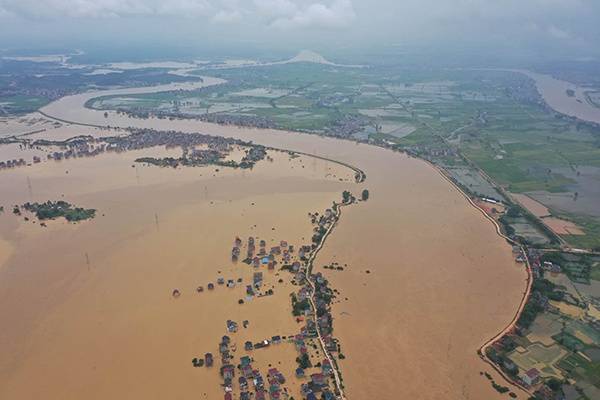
3, 121, 600, 400
0, 124, 368, 400
188, 208, 349, 400
0, 127, 268, 172
4, 70, 599, 400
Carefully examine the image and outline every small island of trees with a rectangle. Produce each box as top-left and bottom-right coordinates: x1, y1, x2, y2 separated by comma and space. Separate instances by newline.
361, 189, 369, 201
21, 201, 96, 222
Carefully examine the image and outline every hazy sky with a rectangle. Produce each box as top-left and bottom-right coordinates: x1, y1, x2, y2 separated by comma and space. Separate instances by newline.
0, 0, 598, 56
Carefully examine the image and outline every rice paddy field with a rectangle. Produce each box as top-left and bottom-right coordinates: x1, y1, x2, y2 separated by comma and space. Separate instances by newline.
526, 313, 564, 346
0, 95, 50, 115
509, 343, 567, 378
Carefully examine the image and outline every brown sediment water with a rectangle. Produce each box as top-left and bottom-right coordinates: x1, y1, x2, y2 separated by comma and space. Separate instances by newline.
0, 145, 351, 400
0, 80, 529, 399
0, 238, 12, 270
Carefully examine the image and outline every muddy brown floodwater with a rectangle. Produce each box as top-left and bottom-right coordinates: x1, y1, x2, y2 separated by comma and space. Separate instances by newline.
0, 78, 528, 399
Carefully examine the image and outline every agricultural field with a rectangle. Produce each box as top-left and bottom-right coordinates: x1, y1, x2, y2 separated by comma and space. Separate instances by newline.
509, 342, 567, 378
497, 250, 600, 399
0, 95, 50, 115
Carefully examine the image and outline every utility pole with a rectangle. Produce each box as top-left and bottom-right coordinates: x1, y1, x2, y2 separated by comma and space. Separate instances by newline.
26, 176, 33, 198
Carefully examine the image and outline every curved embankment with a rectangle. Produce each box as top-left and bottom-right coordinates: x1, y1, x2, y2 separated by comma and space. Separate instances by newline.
305, 202, 348, 399
39, 81, 528, 399
433, 165, 534, 396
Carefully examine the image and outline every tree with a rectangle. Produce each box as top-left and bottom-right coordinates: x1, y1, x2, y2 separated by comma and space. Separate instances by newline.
546, 378, 562, 392
296, 353, 311, 369
361, 189, 369, 201
342, 190, 352, 204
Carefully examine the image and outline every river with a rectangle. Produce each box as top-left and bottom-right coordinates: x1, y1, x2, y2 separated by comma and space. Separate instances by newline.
517, 69, 600, 125
2, 78, 529, 399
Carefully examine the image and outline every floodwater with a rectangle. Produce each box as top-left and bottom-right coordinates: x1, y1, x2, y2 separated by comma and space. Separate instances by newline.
0, 144, 352, 400
0, 79, 529, 399
518, 70, 600, 125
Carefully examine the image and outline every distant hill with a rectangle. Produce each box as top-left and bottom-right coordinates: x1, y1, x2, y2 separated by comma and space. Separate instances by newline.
278, 50, 363, 68
286, 50, 335, 65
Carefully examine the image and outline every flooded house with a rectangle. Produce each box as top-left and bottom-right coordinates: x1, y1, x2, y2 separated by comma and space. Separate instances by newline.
226, 320, 238, 333
270, 246, 281, 255
253, 272, 263, 287
283, 252, 291, 263
321, 359, 333, 376
297, 287, 310, 301
254, 339, 270, 349
322, 335, 337, 353
294, 272, 305, 284
253, 369, 264, 388
242, 364, 254, 379
239, 376, 249, 391
221, 364, 235, 380
322, 390, 335, 400
310, 373, 327, 389
204, 352, 214, 367
231, 246, 240, 261
240, 356, 252, 367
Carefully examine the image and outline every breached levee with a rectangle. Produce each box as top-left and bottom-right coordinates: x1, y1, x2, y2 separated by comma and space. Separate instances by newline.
27, 81, 528, 398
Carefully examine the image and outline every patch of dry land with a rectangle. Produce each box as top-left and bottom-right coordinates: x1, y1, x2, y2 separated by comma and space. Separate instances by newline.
511, 193, 584, 235
512, 193, 551, 217
0, 80, 529, 399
